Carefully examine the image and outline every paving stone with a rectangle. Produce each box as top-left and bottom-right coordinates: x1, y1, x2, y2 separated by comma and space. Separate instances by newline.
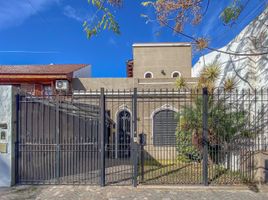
0, 186, 268, 200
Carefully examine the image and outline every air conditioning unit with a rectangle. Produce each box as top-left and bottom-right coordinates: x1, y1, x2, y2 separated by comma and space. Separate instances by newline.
55, 80, 69, 91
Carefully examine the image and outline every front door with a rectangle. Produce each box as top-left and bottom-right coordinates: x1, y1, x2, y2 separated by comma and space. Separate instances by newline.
117, 110, 131, 158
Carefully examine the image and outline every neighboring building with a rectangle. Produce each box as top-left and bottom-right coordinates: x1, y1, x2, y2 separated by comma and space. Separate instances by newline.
0, 64, 90, 95
192, 7, 268, 89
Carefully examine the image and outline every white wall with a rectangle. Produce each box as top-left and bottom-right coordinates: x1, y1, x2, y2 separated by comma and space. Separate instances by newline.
192, 7, 268, 89
0, 86, 16, 187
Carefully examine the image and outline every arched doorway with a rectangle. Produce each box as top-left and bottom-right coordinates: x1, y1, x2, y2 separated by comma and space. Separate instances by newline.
117, 110, 131, 158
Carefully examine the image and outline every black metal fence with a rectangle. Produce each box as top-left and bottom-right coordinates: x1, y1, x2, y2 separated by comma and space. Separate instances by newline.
15, 88, 268, 186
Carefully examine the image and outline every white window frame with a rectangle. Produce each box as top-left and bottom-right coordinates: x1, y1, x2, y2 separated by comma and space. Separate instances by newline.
144, 71, 153, 78
171, 71, 181, 78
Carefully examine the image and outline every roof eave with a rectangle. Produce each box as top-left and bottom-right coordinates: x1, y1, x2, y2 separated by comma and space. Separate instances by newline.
132, 43, 191, 47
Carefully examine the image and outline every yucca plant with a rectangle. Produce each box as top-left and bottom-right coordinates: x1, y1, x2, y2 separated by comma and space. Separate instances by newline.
176, 62, 253, 164
198, 62, 221, 93
177, 95, 252, 164
224, 77, 237, 92
175, 76, 187, 89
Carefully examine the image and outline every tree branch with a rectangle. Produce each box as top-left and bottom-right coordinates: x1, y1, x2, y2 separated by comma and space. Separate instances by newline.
159, 19, 268, 56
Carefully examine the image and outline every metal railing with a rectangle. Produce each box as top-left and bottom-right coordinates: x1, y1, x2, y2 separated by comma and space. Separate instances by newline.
15, 88, 268, 186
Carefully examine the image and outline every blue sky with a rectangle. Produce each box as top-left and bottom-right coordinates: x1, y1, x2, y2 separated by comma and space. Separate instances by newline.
0, 0, 266, 77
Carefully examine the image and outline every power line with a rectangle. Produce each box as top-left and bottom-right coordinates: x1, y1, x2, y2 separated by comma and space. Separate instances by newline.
212, 0, 266, 43
159, 18, 268, 56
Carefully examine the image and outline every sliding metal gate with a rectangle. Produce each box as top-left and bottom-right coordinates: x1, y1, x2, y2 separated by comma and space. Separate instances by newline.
16, 93, 101, 184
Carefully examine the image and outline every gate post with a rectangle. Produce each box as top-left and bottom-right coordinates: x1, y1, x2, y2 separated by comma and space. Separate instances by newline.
132, 88, 138, 187
99, 88, 106, 187
55, 95, 60, 183
202, 87, 209, 186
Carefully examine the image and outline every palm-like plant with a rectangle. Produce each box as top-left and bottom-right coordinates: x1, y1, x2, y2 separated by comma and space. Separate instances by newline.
177, 95, 252, 163
224, 77, 237, 92
176, 63, 252, 164
198, 62, 221, 93
175, 76, 187, 89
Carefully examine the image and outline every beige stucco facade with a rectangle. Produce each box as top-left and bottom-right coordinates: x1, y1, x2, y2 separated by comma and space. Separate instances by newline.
133, 43, 192, 79
71, 43, 196, 161
72, 43, 197, 161
71, 43, 198, 162
72, 78, 134, 91
72, 42, 195, 91
72, 77, 198, 91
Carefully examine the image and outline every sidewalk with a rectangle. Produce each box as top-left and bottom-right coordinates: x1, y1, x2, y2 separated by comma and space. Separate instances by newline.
0, 185, 268, 200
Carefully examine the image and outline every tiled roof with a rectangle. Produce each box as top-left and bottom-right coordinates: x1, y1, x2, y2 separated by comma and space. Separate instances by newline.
0, 64, 88, 75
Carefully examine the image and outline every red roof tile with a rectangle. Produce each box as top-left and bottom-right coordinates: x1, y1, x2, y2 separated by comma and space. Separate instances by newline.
0, 64, 88, 75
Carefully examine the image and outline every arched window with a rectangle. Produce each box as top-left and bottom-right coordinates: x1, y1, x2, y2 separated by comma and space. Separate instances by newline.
117, 110, 131, 158
171, 71, 181, 78
144, 71, 153, 78
153, 109, 177, 146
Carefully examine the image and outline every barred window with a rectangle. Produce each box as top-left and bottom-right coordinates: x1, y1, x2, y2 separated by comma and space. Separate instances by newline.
153, 109, 177, 146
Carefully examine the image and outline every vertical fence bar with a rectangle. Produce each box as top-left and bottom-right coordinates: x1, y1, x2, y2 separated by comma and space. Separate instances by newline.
140, 134, 145, 183
99, 88, 106, 187
132, 88, 138, 187
55, 95, 60, 183
202, 87, 209, 186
